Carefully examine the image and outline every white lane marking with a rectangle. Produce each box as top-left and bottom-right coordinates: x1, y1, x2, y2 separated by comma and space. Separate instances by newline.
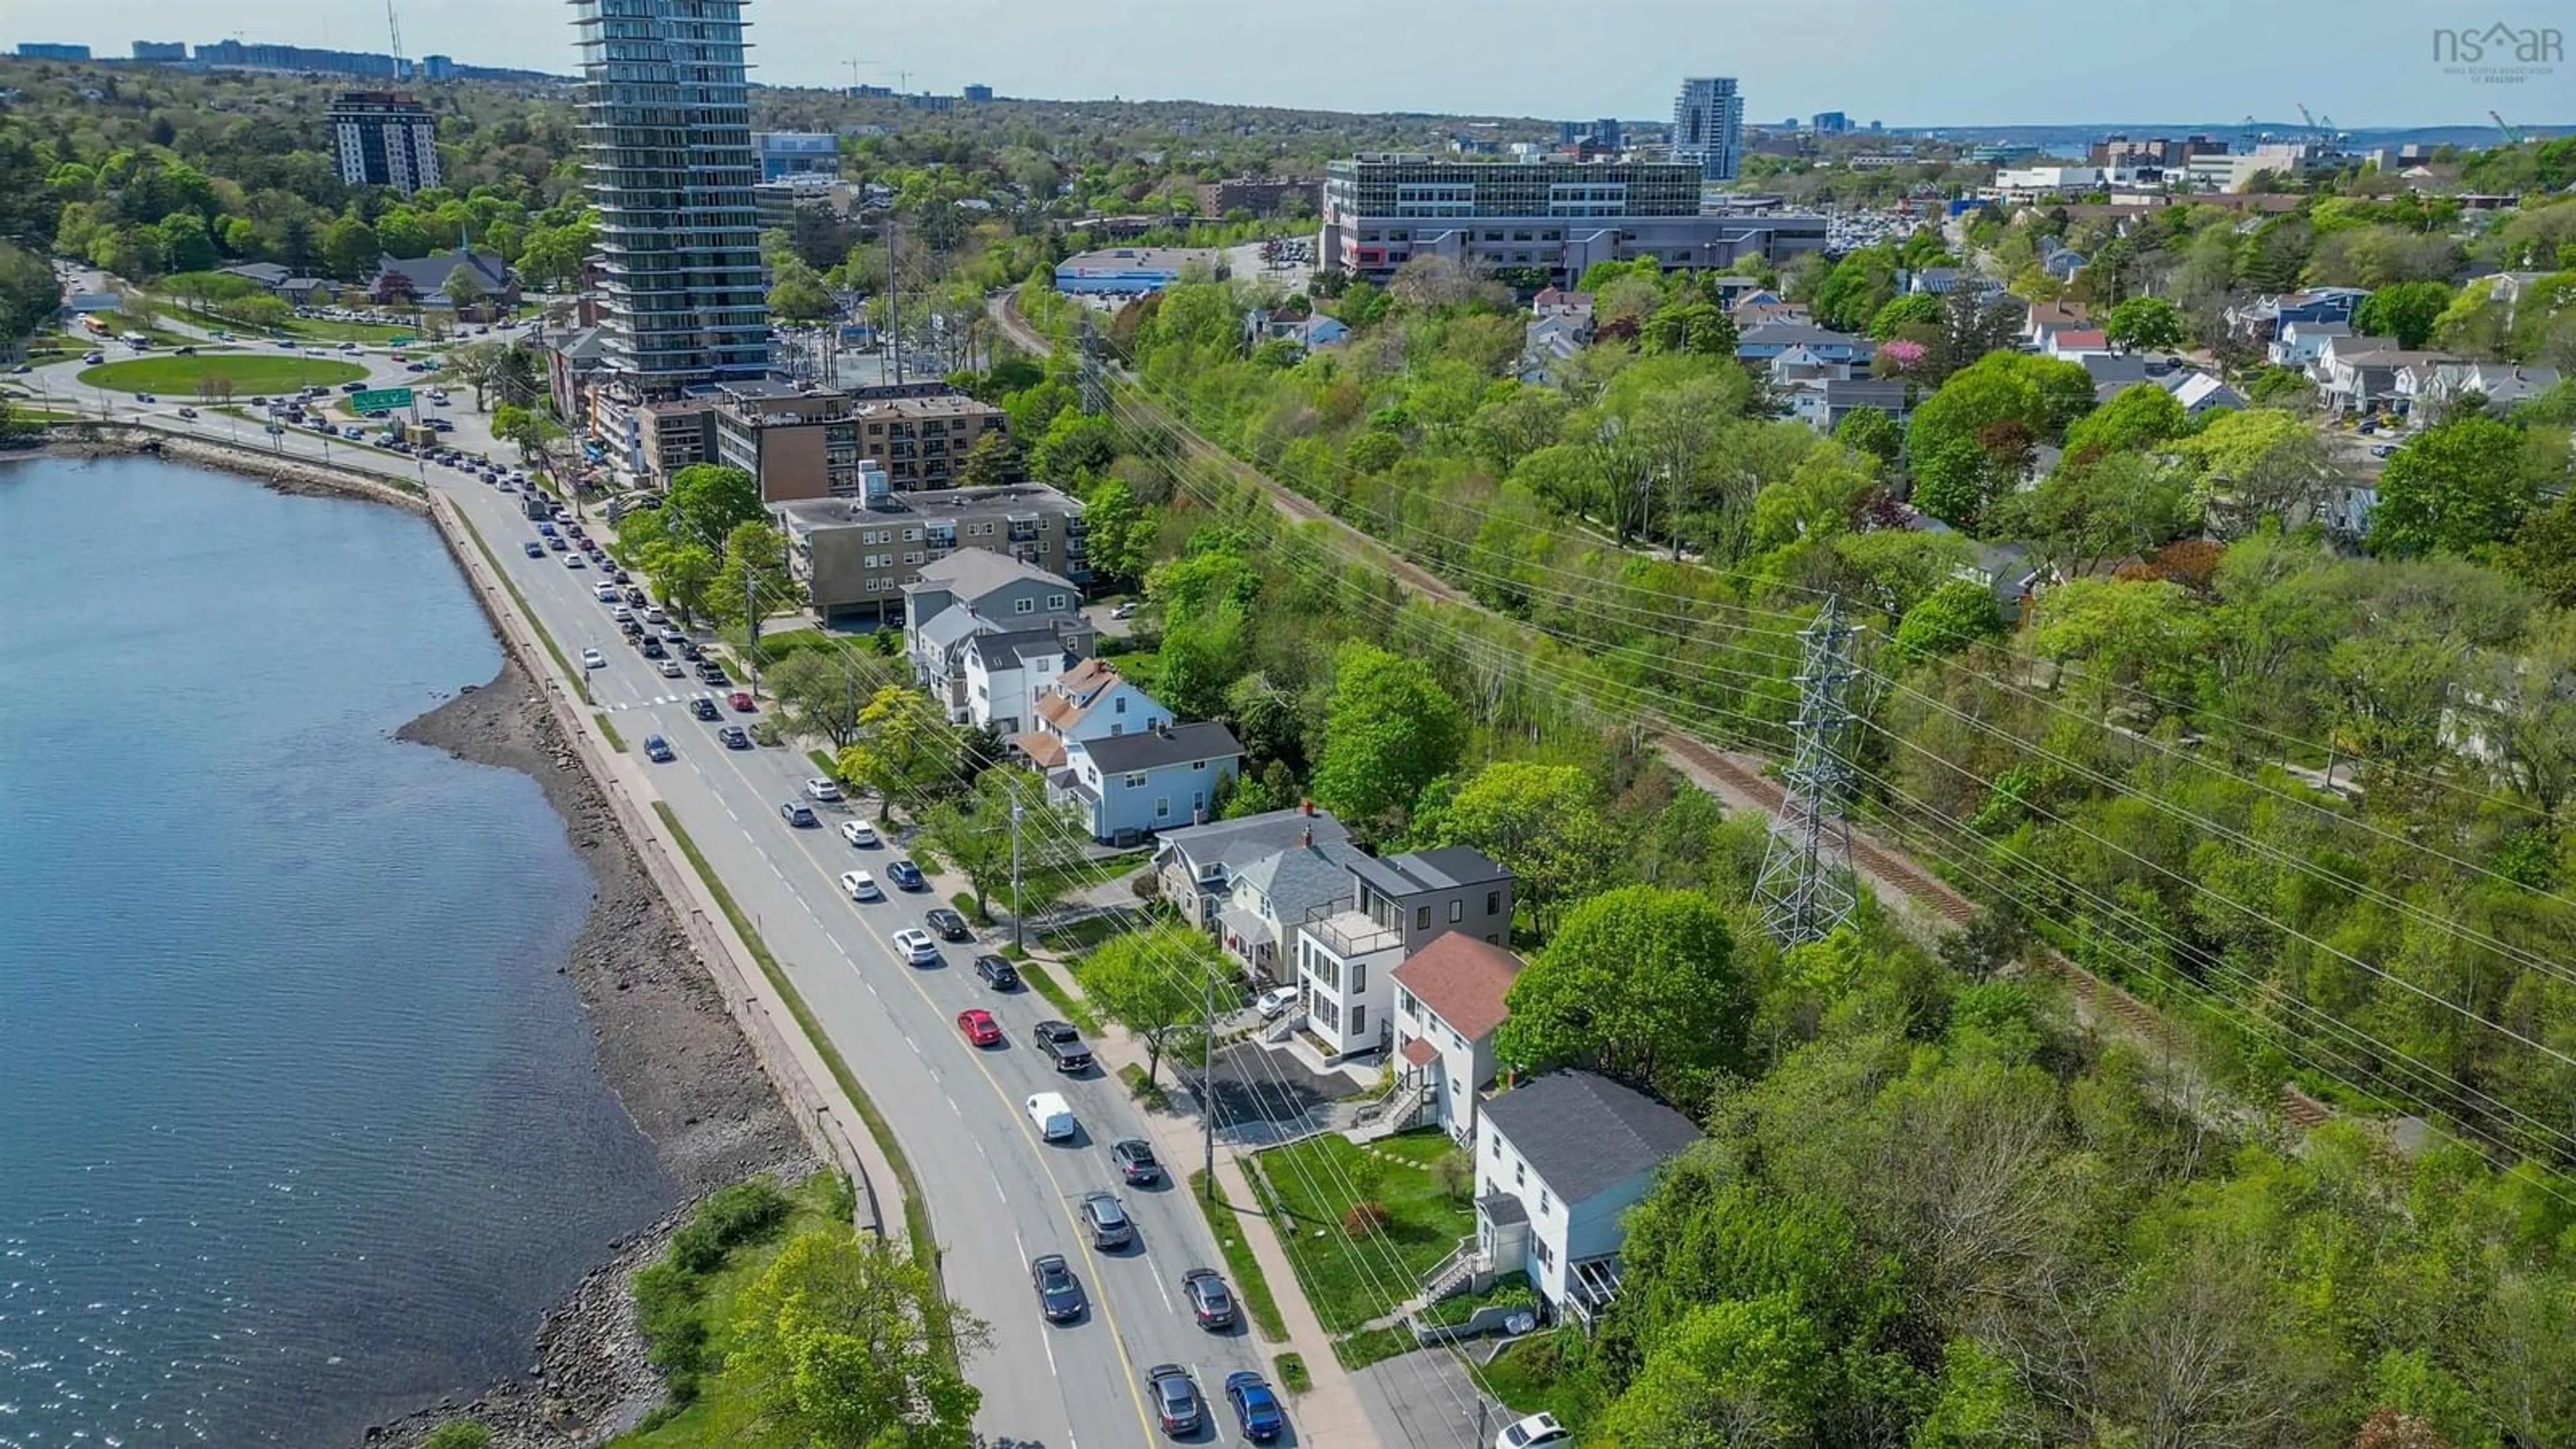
1156, 1274, 1176, 1315
1040, 1328, 1059, 1377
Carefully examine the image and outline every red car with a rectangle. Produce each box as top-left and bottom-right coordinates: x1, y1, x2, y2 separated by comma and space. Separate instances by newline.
729, 690, 756, 712
957, 1009, 1003, 1047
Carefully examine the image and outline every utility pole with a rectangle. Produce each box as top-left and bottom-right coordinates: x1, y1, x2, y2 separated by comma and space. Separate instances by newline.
1009, 800, 1025, 951
1201, 968, 1218, 1199
885, 216, 902, 386
745, 568, 762, 690
1754, 596, 1860, 946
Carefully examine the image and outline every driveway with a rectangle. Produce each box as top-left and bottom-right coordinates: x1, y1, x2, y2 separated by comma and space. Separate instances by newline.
1186, 1039, 1365, 1147
1352, 1348, 1499, 1449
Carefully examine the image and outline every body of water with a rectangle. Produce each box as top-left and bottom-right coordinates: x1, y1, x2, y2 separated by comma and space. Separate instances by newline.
0, 455, 678, 1447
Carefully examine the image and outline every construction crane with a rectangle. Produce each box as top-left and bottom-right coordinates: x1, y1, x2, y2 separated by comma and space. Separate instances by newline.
384, 0, 403, 74
2296, 102, 2318, 138
842, 58, 872, 89
2491, 109, 2526, 146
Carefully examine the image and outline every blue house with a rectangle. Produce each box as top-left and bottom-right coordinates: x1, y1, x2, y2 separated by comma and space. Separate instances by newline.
1736, 321, 1875, 366
1054, 721, 1244, 845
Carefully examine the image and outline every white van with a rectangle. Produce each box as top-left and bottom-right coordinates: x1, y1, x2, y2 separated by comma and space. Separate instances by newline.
1025, 1091, 1075, 1142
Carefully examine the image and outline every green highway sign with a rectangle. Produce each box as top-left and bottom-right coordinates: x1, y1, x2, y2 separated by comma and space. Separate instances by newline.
349, 387, 415, 413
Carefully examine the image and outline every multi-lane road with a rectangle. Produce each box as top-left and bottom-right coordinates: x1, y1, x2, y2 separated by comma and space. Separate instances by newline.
17, 334, 1302, 1447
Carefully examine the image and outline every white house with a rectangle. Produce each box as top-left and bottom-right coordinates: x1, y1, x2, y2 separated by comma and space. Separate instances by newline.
2043, 327, 2111, 361
1290, 905, 1408, 1059
1218, 836, 1367, 984
1290, 847, 1513, 1060
1015, 658, 1171, 767
2162, 369, 2245, 416
2397, 360, 2562, 421
959, 623, 1085, 733
1466, 1071, 1703, 1322
2267, 318, 2350, 369
1390, 934, 1525, 1144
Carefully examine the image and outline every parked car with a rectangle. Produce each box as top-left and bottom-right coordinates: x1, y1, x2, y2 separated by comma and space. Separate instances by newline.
564, 552, 585, 569
1111, 1137, 1161, 1185
1146, 1364, 1201, 1438
839, 820, 879, 848
595, 583, 620, 602
974, 953, 1021, 990
1182, 1268, 1236, 1330
1226, 1371, 1286, 1442
924, 907, 972, 942
1497, 1413, 1572, 1449
957, 1008, 1003, 1047
718, 726, 751, 750
806, 777, 843, 802
890, 928, 940, 965
1030, 1253, 1085, 1320
642, 735, 674, 763
658, 658, 685, 678
1110, 600, 1138, 619
886, 859, 926, 891
780, 801, 818, 828
839, 869, 879, 902
690, 696, 722, 721
729, 690, 757, 712
1079, 1192, 1132, 1250
1255, 985, 1301, 1020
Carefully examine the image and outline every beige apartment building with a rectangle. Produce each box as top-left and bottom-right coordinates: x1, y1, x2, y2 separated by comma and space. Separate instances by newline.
775, 473, 1089, 625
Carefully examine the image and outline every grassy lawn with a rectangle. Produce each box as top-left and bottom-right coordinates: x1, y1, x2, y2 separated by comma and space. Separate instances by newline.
77, 354, 368, 395
91, 310, 195, 345
1018, 958, 1098, 1034
595, 712, 628, 753
1041, 913, 1128, 955
1479, 1329, 1593, 1428
1250, 1130, 1475, 1334
604, 1172, 851, 1448
1186, 1170, 1289, 1343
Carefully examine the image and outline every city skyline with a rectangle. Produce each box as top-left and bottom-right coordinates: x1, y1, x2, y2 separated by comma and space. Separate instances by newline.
4, 0, 2569, 127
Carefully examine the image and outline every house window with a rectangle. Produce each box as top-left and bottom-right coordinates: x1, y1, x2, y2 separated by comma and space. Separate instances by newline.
1489, 1135, 1501, 1159
1487, 890, 1501, 915
1014, 598, 1034, 614
1124, 771, 1148, 789
1352, 1003, 1366, 1036
1116, 697, 1128, 714
904, 551, 922, 565
1514, 1161, 1525, 1187
1351, 962, 1366, 994
1450, 1028, 1464, 1050
1049, 592, 1067, 609
1156, 796, 1171, 819
1539, 1188, 1551, 1215
1415, 906, 1430, 931
1449, 900, 1463, 923
1191, 759, 1205, 770
1533, 1237, 1553, 1269
1399, 989, 1418, 1016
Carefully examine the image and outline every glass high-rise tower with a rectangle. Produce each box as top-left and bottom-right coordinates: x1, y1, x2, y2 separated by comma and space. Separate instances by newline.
572, 0, 769, 394
1670, 76, 1743, 182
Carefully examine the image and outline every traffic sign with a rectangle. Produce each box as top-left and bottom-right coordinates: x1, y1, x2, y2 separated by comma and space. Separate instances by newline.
349, 387, 415, 413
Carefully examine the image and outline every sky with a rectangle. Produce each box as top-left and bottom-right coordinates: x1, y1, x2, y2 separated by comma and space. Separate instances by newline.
5, 0, 2569, 128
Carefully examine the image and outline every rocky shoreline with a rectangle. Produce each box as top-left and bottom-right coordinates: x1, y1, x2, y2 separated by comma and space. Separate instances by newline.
364, 660, 814, 1448
15, 426, 431, 512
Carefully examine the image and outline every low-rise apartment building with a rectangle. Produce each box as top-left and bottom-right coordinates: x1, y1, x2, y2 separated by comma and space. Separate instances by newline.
1153, 806, 1352, 932
1292, 846, 1513, 1059
1319, 154, 1823, 286
782, 479, 1087, 626
641, 381, 1008, 498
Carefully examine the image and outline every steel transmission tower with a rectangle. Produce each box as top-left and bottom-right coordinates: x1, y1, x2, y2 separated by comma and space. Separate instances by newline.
1077, 319, 1107, 415
1755, 596, 1860, 945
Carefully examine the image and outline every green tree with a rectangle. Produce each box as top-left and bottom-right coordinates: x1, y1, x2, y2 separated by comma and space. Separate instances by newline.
2179, 407, 2341, 537
767, 263, 835, 321
710, 521, 795, 631
1868, 292, 1944, 340
729, 1231, 986, 1449
1892, 579, 2009, 663
2367, 417, 2540, 557
1911, 437, 1990, 531
1497, 885, 1748, 1104
1425, 762, 1621, 933
1835, 406, 1903, 468
2103, 295, 2186, 353
641, 540, 721, 627
2061, 382, 2187, 458
836, 686, 962, 822
667, 463, 767, 550
955, 429, 1020, 488
1996, 451, 2192, 578
321, 215, 380, 280
766, 647, 869, 749
1079, 479, 1154, 584
1078, 923, 1232, 1085
1907, 352, 2096, 468
1595, 1294, 1833, 1447
1642, 298, 1739, 358
2353, 280, 2455, 350
2503, 493, 2576, 608
1309, 643, 1466, 837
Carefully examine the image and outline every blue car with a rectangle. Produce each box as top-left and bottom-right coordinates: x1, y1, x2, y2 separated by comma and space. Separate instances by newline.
887, 859, 926, 891
522, 541, 545, 557
642, 735, 674, 763
1226, 1371, 1284, 1442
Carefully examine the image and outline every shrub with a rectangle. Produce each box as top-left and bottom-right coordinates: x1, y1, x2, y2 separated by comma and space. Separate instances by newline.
1342, 1200, 1392, 1237
1432, 1148, 1474, 1204
422, 1424, 493, 1449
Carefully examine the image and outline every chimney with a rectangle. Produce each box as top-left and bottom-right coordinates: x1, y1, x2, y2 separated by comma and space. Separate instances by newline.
1301, 823, 1313, 850
1301, 798, 1315, 817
